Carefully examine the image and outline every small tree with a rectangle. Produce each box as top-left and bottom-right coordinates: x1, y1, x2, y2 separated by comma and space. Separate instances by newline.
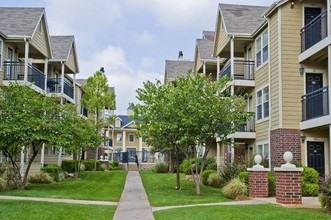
81, 70, 115, 170
132, 72, 250, 195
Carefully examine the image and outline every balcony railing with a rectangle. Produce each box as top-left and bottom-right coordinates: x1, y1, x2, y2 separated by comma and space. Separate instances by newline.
3, 61, 45, 90
302, 86, 328, 121
238, 114, 255, 132
47, 77, 74, 99
81, 106, 88, 117
219, 60, 255, 80
113, 150, 155, 163
301, 11, 327, 52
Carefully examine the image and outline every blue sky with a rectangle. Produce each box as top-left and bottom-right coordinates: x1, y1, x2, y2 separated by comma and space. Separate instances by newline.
2, 0, 274, 114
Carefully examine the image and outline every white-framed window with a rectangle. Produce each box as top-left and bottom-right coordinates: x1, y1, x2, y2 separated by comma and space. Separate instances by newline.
129, 134, 134, 143
257, 143, 269, 160
256, 29, 268, 68
256, 85, 269, 120
116, 134, 123, 142
0, 39, 3, 70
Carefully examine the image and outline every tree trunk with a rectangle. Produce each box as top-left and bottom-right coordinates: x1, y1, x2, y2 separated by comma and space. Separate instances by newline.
175, 145, 181, 190
21, 144, 39, 188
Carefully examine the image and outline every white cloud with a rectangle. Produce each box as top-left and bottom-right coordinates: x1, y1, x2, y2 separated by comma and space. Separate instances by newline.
79, 45, 162, 115
133, 31, 156, 45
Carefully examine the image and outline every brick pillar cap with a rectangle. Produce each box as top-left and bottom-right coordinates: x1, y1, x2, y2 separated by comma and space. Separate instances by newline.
274, 167, 303, 172
247, 168, 271, 172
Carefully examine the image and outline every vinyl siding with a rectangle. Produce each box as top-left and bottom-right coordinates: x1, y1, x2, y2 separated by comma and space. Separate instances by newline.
194, 49, 202, 73
29, 16, 51, 58
280, 2, 303, 129
215, 17, 230, 56
66, 45, 78, 73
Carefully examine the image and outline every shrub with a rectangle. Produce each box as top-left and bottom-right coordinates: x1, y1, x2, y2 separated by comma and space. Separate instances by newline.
61, 160, 79, 173
153, 163, 168, 173
207, 173, 224, 188
222, 178, 248, 199
180, 159, 193, 175
319, 173, 331, 213
301, 167, 319, 196
82, 160, 102, 171
0, 177, 7, 192
268, 171, 276, 197
113, 161, 119, 168
100, 163, 109, 171
238, 171, 249, 186
28, 173, 53, 184
205, 158, 217, 171
41, 164, 62, 182
219, 163, 242, 183
202, 169, 216, 186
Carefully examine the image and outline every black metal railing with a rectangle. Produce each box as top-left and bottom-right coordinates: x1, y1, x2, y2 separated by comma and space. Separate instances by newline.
81, 106, 88, 117
3, 61, 45, 90
47, 77, 74, 99
302, 86, 329, 121
301, 11, 327, 52
219, 60, 255, 80
238, 114, 255, 132
113, 151, 155, 163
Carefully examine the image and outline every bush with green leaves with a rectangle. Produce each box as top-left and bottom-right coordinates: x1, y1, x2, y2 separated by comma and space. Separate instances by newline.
301, 167, 319, 196
238, 171, 249, 186
41, 164, 62, 182
204, 157, 217, 171
61, 160, 79, 173
219, 163, 242, 183
153, 163, 168, 173
207, 173, 225, 188
222, 177, 248, 199
180, 157, 217, 175
268, 171, 276, 197
82, 160, 102, 171
319, 173, 331, 213
180, 159, 194, 175
0, 177, 7, 192
28, 172, 53, 184
202, 169, 216, 186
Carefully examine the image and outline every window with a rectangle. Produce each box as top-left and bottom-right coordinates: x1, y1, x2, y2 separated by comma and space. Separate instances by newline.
257, 86, 269, 120
116, 134, 122, 142
0, 39, 2, 69
129, 134, 134, 143
256, 30, 268, 68
257, 143, 269, 167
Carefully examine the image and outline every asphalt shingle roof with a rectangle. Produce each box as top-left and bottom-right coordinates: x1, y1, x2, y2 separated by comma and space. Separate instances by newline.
202, 31, 215, 41
0, 7, 44, 37
197, 39, 215, 60
117, 115, 133, 128
165, 60, 193, 81
50, 35, 74, 60
219, 3, 268, 35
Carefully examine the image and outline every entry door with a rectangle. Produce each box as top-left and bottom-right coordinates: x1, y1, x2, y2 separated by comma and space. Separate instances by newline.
304, 7, 322, 49
127, 148, 136, 162
307, 141, 325, 175
306, 73, 323, 119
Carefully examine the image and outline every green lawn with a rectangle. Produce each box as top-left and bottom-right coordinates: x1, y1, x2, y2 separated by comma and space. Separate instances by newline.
154, 204, 331, 220
1, 171, 127, 201
0, 200, 115, 220
140, 171, 229, 206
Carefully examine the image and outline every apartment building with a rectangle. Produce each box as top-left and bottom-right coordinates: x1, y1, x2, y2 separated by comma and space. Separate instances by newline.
164, 52, 194, 82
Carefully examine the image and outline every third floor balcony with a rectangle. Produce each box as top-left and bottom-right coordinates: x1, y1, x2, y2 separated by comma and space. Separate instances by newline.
219, 60, 255, 80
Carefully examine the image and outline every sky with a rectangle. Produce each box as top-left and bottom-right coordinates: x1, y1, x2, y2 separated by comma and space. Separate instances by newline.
2, 0, 275, 115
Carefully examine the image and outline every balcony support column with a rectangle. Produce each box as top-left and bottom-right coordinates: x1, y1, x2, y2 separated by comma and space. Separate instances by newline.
139, 137, 143, 161
328, 45, 331, 113
230, 36, 235, 95
60, 62, 65, 105
24, 39, 29, 82
122, 131, 126, 152
57, 147, 62, 166
44, 59, 48, 93
216, 142, 220, 172
217, 56, 220, 81
328, 0, 331, 36
73, 73, 76, 104
203, 61, 206, 75
41, 143, 45, 168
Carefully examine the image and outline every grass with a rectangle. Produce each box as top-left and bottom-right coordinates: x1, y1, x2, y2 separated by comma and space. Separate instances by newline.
1, 171, 127, 201
154, 204, 331, 220
0, 200, 115, 220
140, 171, 229, 206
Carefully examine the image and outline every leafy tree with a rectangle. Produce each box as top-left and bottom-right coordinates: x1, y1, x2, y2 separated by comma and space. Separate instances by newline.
131, 72, 250, 195
81, 70, 115, 169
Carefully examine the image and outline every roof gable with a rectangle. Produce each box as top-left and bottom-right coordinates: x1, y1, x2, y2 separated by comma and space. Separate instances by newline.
50, 35, 74, 60
164, 60, 193, 82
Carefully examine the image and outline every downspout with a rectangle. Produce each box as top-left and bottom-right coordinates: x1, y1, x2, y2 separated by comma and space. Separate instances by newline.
24, 37, 29, 82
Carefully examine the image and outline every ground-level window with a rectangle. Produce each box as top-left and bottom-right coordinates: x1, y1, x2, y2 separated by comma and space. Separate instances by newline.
257, 142, 269, 167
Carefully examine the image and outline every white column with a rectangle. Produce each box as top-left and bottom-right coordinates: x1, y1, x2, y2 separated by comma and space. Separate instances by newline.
328, 124, 331, 175
24, 40, 29, 82
230, 36, 235, 95
328, 46, 331, 114
217, 56, 220, 81
328, 0, 331, 36
73, 73, 76, 104
20, 146, 25, 177
57, 147, 62, 166
216, 142, 220, 172
122, 131, 126, 152
203, 62, 206, 75
60, 62, 65, 105
44, 58, 48, 93
139, 137, 143, 161
41, 144, 45, 168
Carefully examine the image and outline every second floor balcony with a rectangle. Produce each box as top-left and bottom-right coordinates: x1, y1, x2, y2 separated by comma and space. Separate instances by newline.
3, 61, 45, 90
219, 60, 255, 80
238, 115, 255, 133
302, 86, 329, 121
47, 77, 74, 99
301, 11, 328, 52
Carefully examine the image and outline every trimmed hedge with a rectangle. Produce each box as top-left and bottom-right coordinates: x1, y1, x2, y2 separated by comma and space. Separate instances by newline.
61, 160, 79, 173
41, 164, 62, 182
301, 167, 319, 196
82, 160, 102, 171
202, 169, 215, 186
153, 163, 168, 173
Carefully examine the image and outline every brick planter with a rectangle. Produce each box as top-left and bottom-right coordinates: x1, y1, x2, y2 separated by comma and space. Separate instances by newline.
247, 168, 270, 198
274, 168, 303, 205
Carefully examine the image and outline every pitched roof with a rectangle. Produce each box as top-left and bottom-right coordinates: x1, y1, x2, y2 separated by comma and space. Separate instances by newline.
117, 115, 133, 128
0, 7, 44, 37
202, 31, 215, 41
197, 38, 215, 60
165, 60, 193, 81
50, 35, 74, 60
219, 3, 268, 35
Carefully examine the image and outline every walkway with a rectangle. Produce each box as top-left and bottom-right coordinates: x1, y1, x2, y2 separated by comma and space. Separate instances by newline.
113, 171, 154, 220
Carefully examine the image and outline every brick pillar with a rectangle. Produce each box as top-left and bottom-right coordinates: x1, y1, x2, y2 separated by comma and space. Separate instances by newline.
247, 168, 270, 198
274, 168, 303, 205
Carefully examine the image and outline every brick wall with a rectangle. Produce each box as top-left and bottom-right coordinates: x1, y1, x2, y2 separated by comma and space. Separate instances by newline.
275, 171, 302, 204
270, 129, 301, 168
234, 144, 246, 164
86, 147, 104, 160
248, 171, 269, 198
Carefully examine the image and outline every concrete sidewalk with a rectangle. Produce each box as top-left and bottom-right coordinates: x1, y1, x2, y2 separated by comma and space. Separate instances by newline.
113, 171, 154, 220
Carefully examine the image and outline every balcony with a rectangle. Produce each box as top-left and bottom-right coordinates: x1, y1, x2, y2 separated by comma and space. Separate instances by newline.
302, 86, 328, 121
219, 60, 255, 80
301, 11, 327, 52
47, 77, 74, 99
3, 61, 45, 90
238, 115, 255, 132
